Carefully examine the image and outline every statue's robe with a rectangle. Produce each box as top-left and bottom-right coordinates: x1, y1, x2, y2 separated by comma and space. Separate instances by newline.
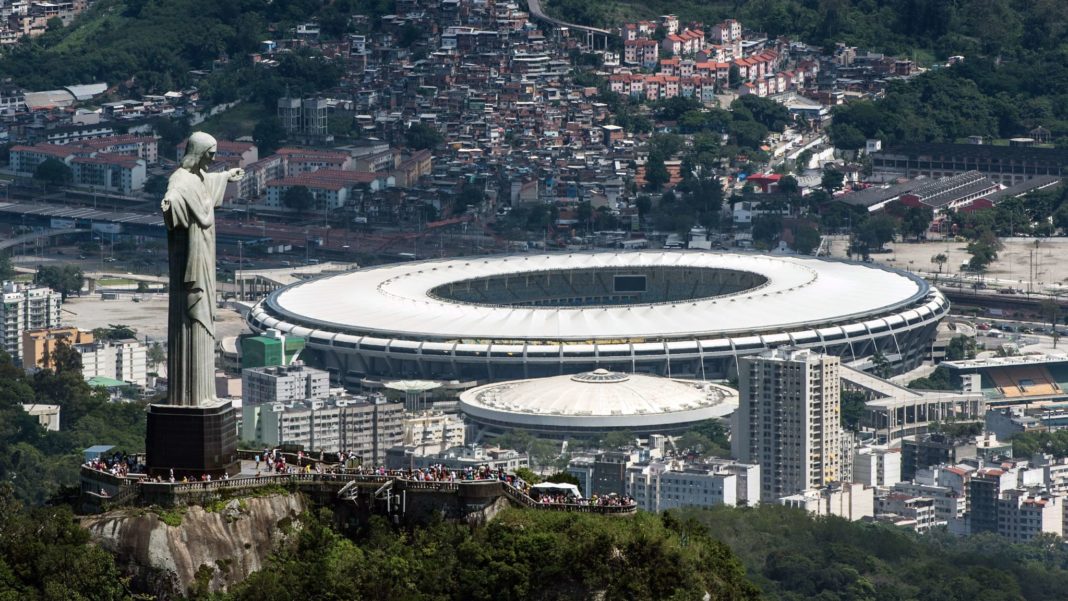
161, 168, 230, 407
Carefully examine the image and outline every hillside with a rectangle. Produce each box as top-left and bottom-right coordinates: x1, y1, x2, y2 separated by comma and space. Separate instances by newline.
544, 0, 1067, 60
0, 0, 366, 99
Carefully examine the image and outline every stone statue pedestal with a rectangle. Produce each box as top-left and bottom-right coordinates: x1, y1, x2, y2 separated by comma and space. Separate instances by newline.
146, 400, 240, 479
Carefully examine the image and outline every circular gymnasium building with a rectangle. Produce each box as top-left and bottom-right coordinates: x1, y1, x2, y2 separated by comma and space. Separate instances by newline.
246, 251, 948, 384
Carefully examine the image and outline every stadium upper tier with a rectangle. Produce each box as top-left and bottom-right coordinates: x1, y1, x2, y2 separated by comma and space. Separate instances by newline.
247, 251, 949, 382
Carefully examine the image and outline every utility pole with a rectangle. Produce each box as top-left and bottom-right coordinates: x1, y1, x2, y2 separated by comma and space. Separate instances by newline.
237, 241, 244, 301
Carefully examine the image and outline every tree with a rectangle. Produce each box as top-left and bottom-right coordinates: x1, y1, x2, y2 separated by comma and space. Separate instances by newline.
1042, 299, 1062, 348
144, 174, 169, 196
728, 120, 768, 150
728, 64, 741, 87
644, 151, 669, 191
931, 252, 948, 275
840, 390, 867, 430
945, 335, 977, 360
0, 253, 12, 282
900, 205, 933, 240
404, 123, 443, 150
514, 466, 540, 485
576, 201, 593, 228
778, 175, 799, 197
908, 366, 955, 390
545, 471, 581, 486
91, 324, 136, 341
791, 225, 821, 255
821, 168, 845, 193
147, 341, 165, 371
871, 351, 891, 378
851, 214, 897, 258
456, 184, 485, 212
34, 265, 82, 300
966, 235, 1000, 273
635, 195, 652, 217
283, 185, 315, 213
32, 158, 71, 187
253, 117, 285, 156
751, 214, 783, 249
599, 430, 636, 449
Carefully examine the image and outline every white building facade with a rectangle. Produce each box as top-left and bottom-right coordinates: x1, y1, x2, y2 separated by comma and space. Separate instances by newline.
1, 282, 62, 361
242, 363, 330, 405
76, 339, 147, 386
733, 349, 843, 502
626, 459, 760, 512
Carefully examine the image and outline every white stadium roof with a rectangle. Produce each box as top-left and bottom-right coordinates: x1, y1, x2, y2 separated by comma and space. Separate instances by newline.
459, 369, 738, 431
265, 251, 928, 342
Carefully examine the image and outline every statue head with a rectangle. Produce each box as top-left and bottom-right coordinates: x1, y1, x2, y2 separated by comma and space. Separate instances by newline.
181, 132, 218, 171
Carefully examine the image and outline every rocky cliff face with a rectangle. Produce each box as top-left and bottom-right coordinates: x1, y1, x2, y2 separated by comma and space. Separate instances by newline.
83, 494, 305, 599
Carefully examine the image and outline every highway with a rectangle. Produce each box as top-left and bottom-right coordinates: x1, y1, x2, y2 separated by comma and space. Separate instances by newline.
525, 0, 613, 38
0, 227, 87, 251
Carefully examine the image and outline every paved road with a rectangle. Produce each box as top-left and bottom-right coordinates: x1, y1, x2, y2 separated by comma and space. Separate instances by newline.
0, 228, 86, 251
525, 0, 612, 36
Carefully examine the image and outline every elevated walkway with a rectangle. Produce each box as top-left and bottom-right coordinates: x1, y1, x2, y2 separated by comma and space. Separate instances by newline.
79, 465, 636, 519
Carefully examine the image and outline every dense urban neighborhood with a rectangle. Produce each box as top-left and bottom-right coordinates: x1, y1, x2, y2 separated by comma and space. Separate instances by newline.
4, 0, 1068, 600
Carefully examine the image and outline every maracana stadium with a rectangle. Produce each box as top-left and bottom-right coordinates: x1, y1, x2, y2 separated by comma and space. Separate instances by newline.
246, 251, 948, 385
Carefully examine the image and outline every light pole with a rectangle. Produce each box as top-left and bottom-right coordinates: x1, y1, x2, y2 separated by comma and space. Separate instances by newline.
237, 241, 244, 301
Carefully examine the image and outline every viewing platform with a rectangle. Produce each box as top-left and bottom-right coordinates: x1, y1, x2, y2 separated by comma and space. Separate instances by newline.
79, 452, 637, 520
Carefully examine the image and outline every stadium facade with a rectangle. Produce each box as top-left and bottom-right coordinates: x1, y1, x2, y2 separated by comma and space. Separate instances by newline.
246, 251, 949, 384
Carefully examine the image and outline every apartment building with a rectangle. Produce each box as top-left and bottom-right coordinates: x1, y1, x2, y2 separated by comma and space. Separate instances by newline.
733, 348, 843, 502
1, 282, 62, 361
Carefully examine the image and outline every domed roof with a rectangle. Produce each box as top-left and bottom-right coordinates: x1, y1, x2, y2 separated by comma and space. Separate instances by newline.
459, 369, 737, 429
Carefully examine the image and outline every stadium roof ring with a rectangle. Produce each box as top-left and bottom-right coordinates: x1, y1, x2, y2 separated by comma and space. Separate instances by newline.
247, 251, 949, 382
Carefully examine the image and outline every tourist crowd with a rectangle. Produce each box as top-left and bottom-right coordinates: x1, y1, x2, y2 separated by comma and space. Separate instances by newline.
84, 451, 144, 476
89, 448, 634, 508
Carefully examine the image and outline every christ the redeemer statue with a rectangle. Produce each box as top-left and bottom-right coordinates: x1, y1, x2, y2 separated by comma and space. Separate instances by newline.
162, 132, 244, 407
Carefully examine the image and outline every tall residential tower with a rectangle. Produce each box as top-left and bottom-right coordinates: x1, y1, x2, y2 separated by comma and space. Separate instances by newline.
733, 348, 843, 502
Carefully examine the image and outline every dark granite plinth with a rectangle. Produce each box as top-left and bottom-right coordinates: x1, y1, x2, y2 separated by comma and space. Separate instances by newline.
146, 401, 240, 479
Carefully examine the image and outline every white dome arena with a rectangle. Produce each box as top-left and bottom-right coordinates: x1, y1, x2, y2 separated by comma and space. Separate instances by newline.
247, 251, 948, 383
458, 369, 738, 437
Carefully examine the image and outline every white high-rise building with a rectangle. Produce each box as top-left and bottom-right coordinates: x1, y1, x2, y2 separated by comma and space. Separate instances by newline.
853, 444, 901, 488
242, 395, 404, 463
242, 362, 329, 405
997, 490, 1063, 542
402, 412, 466, 455
75, 339, 148, 387
733, 348, 843, 502
0, 282, 62, 361
625, 458, 760, 512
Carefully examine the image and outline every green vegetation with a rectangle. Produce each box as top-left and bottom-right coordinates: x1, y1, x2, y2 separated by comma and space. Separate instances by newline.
196, 102, 270, 141
155, 506, 186, 527
92, 323, 137, 341
931, 421, 983, 438
908, 365, 955, 391
10, 495, 1068, 599
840, 389, 867, 431
1013, 430, 1068, 458
404, 123, 445, 150
282, 185, 315, 213
223, 509, 760, 601
32, 158, 72, 187
34, 264, 83, 300
0, 345, 146, 506
682, 503, 1068, 601
0, 253, 13, 281
0, 0, 363, 94
945, 335, 978, 361
0, 485, 134, 600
